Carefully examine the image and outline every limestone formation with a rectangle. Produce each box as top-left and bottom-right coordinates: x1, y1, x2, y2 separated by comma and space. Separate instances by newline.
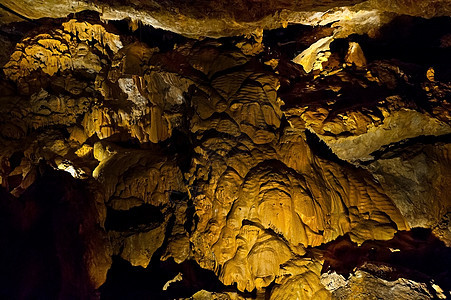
322, 270, 436, 299
185, 45, 409, 291
0, 3, 450, 299
1, 0, 451, 38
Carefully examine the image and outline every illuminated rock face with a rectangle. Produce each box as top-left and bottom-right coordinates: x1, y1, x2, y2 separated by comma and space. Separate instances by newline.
185, 51, 408, 292
1, 0, 451, 37
0, 6, 450, 300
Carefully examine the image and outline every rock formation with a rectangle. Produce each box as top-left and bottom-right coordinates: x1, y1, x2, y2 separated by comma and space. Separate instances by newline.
0, 1, 450, 299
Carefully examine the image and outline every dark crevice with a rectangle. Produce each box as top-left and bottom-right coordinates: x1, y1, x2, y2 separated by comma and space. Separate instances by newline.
320, 228, 451, 292
0, 166, 96, 299
363, 133, 451, 164
184, 198, 196, 234
108, 19, 188, 52
264, 280, 276, 300
8, 151, 24, 170
161, 128, 194, 174
354, 16, 451, 70
105, 204, 165, 232
99, 256, 256, 299
263, 24, 334, 60
304, 129, 343, 164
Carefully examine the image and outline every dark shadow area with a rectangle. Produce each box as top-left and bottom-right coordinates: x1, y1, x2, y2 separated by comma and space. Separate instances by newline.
0, 163, 96, 299
364, 133, 451, 164
352, 16, 451, 80
99, 256, 256, 299
184, 199, 196, 234
279, 15, 451, 119
109, 19, 188, 52
305, 129, 343, 164
0, 19, 37, 67
321, 228, 451, 292
263, 24, 334, 60
105, 204, 164, 232
279, 67, 391, 114
161, 129, 194, 174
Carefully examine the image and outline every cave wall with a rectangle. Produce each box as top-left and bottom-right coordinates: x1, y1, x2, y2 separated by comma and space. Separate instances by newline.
0, 2, 450, 299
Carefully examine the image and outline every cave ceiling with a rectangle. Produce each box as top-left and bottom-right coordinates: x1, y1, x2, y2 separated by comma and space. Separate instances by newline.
0, 0, 450, 299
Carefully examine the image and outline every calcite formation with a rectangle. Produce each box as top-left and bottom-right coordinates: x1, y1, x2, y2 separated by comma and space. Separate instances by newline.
185, 56, 409, 288
0, 1, 450, 299
1, 0, 451, 38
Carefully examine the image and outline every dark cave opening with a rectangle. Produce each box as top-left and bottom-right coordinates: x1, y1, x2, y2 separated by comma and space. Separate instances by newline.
105, 204, 165, 232
321, 229, 451, 292
0, 166, 95, 299
99, 256, 257, 299
305, 129, 343, 164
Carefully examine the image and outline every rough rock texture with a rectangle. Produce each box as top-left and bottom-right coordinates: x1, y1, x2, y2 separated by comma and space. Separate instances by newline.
2, 0, 451, 38
0, 3, 450, 299
322, 269, 435, 299
185, 49, 408, 291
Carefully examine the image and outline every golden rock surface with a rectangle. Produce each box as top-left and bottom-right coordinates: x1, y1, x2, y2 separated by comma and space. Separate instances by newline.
185, 48, 409, 291
2, 0, 451, 38
0, 11, 449, 299
4, 19, 122, 84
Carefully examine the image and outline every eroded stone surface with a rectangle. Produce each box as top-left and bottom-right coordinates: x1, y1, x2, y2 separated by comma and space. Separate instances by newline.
181, 42, 411, 292
2, 0, 451, 38
322, 270, 435, 300
0, 8, 449, 300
